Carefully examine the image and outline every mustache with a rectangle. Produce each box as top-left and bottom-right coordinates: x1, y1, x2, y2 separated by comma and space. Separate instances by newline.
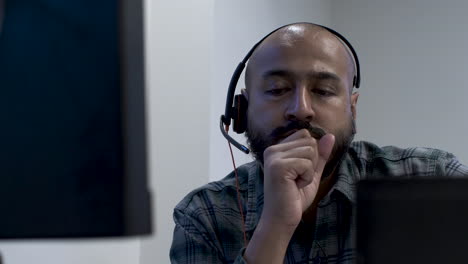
270, 120, 326, 140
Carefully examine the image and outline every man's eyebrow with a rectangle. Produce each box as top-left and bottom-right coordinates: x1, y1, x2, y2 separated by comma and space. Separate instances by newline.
262, 69, 341, 82
308, 71, 341, 82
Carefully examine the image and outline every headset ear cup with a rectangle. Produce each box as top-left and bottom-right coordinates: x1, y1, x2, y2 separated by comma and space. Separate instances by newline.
232, 94, 248, 133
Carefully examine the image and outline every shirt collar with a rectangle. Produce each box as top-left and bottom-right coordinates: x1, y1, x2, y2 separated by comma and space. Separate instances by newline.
330, 151, 359, 204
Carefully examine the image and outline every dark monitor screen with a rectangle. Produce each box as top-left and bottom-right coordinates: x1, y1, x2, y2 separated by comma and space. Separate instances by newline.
0, 0, 151, 238
357, 178, 468, 264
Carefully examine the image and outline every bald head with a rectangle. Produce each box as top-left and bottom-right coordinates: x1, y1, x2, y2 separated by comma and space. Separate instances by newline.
245, 23, 356, 94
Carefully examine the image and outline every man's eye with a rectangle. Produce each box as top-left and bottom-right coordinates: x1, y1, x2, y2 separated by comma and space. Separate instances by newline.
314, 88, 334, 97
266, 88, 289, 96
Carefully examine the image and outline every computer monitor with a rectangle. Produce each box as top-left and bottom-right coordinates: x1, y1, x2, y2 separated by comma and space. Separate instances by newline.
0, 0, 152, 238
357, 178, 468, 264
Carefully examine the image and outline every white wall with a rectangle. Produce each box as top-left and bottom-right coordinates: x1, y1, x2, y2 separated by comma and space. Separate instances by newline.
139, 0, 213, 263
209, 0, 333, 181
331, 0, 468, 164
0, 239, 140, 264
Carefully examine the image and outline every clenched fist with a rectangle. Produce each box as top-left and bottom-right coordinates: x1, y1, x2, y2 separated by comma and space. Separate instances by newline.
261, 129, 335, 229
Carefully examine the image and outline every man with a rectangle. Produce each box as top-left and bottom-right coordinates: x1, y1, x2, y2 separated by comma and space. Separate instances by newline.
170, 23, 468, 263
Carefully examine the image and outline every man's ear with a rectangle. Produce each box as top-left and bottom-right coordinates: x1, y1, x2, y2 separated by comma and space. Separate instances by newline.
350, 92, 359, 134
241, 88, 249, 101
351, 92, 359, 120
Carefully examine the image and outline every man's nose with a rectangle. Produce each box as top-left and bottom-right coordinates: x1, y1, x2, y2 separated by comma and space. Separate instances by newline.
285, 87, 315, 122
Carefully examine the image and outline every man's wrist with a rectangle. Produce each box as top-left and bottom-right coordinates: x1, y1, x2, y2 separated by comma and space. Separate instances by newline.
243, 215, 297, 264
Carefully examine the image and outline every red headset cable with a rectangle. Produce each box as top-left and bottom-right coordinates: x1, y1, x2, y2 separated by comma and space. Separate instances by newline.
225, 124, 248, 248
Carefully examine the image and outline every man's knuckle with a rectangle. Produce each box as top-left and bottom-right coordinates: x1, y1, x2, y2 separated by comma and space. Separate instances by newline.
305, 145, 315, 153
298, 129, 310, 137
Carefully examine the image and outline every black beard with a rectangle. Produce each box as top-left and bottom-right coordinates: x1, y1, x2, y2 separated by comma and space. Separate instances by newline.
245, 119, 355, 179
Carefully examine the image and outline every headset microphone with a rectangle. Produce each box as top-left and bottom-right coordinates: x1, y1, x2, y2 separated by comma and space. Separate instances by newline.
220, 116, 250, 154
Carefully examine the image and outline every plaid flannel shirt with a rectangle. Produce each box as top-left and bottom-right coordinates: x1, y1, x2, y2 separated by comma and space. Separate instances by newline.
170, 141, 468, 263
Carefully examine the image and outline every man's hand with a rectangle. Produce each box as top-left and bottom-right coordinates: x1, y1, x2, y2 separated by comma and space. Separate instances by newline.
262, 129, 335, 229
244, 129, 335, 264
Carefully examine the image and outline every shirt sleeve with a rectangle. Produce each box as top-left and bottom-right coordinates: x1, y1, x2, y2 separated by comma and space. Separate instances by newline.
442, 152, 468, 177
170, 208, 248, 264
169, 218, 220, 263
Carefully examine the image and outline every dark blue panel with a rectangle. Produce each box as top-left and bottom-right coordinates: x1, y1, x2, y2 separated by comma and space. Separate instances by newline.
0, 0, 125, 237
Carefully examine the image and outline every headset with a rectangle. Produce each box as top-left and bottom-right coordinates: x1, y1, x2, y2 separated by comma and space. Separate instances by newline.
219, 22, 361, 154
